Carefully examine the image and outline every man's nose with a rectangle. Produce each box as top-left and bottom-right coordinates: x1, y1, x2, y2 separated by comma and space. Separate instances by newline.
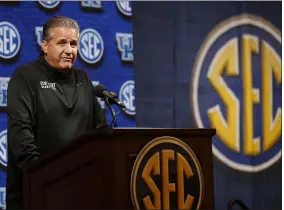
64, 44, 72, 54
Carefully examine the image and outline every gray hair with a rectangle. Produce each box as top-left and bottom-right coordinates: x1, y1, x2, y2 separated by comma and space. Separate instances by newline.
42, 16, 80, 41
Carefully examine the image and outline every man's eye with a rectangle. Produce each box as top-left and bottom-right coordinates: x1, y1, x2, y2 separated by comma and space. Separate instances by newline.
58, 41, 66, 45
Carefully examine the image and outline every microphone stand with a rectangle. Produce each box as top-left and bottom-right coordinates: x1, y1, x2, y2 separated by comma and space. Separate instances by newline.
104, 97, 118, 128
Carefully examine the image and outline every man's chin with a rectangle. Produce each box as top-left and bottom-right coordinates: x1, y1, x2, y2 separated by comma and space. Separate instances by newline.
59, 63, 73, 71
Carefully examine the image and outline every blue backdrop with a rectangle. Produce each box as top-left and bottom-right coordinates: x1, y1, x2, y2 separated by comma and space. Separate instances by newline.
0, 1, 135, 208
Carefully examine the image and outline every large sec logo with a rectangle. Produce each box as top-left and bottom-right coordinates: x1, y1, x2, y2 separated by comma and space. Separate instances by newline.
119, 80, 135, 115
0, 130, 7, 168
79, 28, 104, 64
191, 14, 281, 172
131, 136, 204, 209
0, 22, 21, 59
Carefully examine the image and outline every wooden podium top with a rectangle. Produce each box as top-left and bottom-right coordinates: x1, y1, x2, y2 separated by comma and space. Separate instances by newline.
25, 128, 215, 172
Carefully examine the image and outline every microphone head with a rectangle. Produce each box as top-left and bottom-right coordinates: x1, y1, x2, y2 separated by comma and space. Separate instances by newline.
93, 84, 107, 98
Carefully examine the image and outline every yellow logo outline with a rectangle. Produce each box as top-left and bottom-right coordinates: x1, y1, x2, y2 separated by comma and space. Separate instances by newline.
130, 136, 204, 209
190, 13, 282, 172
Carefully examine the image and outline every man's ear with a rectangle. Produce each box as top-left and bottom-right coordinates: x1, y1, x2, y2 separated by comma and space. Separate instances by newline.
41, 40, 48, 54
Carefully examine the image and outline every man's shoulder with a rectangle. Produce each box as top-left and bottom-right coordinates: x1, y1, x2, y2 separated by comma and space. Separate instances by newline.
73, 67, 91, 82
13, 59, 39, 76
74, 67, 88, 75
9, 59, 40, 88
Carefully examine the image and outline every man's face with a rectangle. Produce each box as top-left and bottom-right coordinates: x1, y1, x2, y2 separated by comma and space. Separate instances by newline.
42, 27, 79, 71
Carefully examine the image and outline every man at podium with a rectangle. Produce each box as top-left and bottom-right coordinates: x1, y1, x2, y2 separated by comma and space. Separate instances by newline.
6, 16, 108, 209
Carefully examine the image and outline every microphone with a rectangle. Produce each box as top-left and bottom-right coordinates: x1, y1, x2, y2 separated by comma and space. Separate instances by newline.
93, 84, 126, 109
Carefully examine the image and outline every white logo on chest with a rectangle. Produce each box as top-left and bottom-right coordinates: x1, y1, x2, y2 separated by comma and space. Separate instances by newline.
40, 81, 56, 90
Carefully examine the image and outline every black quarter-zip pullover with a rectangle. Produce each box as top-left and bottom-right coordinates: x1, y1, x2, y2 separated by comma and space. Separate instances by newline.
6, 56, 108, 209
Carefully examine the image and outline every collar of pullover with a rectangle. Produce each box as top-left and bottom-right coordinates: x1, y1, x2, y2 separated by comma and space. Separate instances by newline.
37, 56, 73, 83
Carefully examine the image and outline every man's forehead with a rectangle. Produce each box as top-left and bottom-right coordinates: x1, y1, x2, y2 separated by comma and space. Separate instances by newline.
50, 27, 79, 40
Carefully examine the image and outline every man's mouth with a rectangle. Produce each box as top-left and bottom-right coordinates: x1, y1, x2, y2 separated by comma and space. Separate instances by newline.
62, 58, 72, 62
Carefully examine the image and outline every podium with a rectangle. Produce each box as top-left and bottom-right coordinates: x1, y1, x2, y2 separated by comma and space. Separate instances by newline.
23, 128, 215, 209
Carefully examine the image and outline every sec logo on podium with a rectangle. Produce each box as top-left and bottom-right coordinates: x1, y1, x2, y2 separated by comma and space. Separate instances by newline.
130, 136, 204, 210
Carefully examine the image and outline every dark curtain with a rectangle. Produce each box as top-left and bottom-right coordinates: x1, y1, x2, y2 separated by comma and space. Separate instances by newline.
132, 2, 281, 210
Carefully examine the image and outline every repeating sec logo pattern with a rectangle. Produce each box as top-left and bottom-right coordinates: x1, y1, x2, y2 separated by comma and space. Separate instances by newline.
0, 22, 21, 59
0, 187, 5, 209
119, 80, 135, 115
0, 2, 134, 204
191, 14, 282, 172
81, 0, 102, 8
116, 33, 133, 62
116, 1, 132, 17
131, 136, 204, 210
92, 80, 106, 109
35, 26, 43, 47
37, 0, 60, 9
0, 78, 9, 107
79, 28, 104, 64
0, 130, 7, 168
